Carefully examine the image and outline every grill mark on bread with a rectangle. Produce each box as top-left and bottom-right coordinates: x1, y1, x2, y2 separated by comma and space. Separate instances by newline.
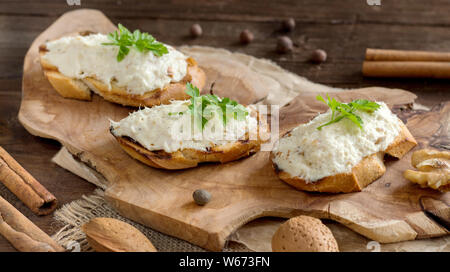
119, 135, 229, 157
148, 150, 172, 160
118, 136, 173, 160
39, 44, 48, 53
238, 139, 250, 144
79, 30, 96, 36
273, 162, 281, 174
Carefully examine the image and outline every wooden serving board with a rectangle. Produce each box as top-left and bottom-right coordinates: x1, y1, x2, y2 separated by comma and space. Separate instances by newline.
19, 9, 449, 251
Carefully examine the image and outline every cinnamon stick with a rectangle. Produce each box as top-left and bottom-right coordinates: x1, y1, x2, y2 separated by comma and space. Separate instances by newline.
362, 61, 450, 78
366, 48, 450, 62
0, 195, 64, 252
0, 146, 57, 215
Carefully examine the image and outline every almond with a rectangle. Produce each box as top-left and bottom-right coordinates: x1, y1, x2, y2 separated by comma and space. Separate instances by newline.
271, 215, 339, 252
81, 217, 157, 252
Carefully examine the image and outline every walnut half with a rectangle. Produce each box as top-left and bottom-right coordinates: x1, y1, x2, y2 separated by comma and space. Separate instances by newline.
404, 149, 449, 192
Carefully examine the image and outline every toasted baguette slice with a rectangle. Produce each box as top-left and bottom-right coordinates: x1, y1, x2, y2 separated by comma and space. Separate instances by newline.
272, 123, 417, 193
110, 112, 270, 170
38, 38, 206, 107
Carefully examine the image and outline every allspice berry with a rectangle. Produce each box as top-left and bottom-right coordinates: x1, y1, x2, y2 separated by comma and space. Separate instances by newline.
190, 23, 202, 38
276, 36, 293, 54
282, 18, 296, 32
272, 215, 339, 252
193, 189, 211, 206
239, 29, 254, 44
311, 49, 327, 63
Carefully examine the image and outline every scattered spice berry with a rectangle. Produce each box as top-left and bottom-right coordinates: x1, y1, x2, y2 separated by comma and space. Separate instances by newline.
282, 18, 296, 32
239, 29, 254, 44
193, 189, 211, 206
190, 24, 203, 38
276, 36, 293, 53
311, 49, 327, 63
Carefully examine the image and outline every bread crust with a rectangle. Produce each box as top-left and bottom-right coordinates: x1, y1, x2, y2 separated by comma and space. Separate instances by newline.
38, 38, 206, 107
272, 122, 417, 193
111, 111, 270, 170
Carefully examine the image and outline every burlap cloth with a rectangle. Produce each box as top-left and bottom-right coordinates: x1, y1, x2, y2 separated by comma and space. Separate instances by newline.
49, 46, 449, 252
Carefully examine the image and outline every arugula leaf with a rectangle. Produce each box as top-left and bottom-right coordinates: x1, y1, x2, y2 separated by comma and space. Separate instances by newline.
316, 94, 380, 130
173, 83, 249, 130
102, 24, 168, 62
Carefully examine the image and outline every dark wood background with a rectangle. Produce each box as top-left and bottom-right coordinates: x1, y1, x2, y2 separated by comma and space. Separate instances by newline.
0, 0, 449, 251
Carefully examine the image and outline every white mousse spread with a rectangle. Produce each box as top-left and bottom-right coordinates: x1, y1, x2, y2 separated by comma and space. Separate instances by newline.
272, 102, 402, 182
110, 100, 258, 153
42, 33, 188, 95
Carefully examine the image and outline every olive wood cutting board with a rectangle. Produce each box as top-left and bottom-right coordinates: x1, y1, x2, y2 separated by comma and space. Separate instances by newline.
19, 9, 449, 251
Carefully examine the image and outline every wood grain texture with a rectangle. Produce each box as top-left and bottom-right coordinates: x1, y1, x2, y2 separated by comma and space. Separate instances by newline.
2, 0, 450, 26
18, 10, 449, 251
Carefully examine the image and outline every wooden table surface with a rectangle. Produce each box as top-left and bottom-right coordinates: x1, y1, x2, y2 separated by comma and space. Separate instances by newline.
0, 0, 449, 252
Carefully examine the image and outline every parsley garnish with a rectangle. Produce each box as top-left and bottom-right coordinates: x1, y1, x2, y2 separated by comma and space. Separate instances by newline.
102, 24, 169, 62
171, 83, 249, 130
316, 94, 380, 130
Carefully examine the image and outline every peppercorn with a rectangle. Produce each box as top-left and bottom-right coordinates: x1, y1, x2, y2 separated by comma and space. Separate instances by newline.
276, 36, 293, 54
311, 49, 327, 63
190, 24, 202, 38
282, 18, 296, 32
193, 189, 211, 206
240, 29, 254, 44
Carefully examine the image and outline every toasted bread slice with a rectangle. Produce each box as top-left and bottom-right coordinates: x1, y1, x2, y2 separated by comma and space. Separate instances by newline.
272, 123, 417, 193
110, 112, 270, 170
39, 40, 206, 107
42, 70, 92, 100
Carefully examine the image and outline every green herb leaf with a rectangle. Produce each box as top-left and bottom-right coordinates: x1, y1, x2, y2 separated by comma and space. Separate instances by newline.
316, 94, 380, 130
168, 112, 184, 116
102, 24, 169, 62
316, 115, 345, 131
179, 83, 249, 130
349, 99, 381, 112
186, 82, 200, 98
